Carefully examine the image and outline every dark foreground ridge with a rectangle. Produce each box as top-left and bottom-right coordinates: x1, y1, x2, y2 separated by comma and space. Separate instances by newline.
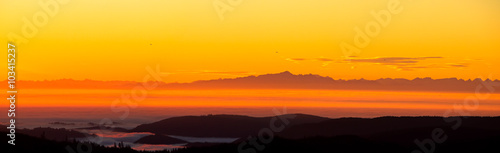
2, 115, 500, 153
130, 114, 329, 137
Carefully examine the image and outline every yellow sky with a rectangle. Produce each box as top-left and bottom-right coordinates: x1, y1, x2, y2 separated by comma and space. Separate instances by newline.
1, 0, 499, 83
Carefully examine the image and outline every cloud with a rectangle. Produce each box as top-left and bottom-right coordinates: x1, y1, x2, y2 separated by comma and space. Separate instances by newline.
290, 58, 307, 61
316, 58, 334, 61
285, 57, 334, 66
286, 57, 336, 62
285, 58, 308, 63
168, 70, 255, 76
344, 57, 443, 65
283, 56, 468, 71
448, 64, 467, 68
395, 63, 469, 71
342, 56, 454, 71
198, 71, 254, 76
315, 58, 334, 67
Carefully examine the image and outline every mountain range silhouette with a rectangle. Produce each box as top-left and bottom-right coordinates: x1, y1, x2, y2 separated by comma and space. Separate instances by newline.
8, 71, 500, 93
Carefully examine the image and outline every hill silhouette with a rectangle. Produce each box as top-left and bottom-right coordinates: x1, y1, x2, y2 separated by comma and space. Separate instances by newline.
134, 134, 187, 145
0, 126, 92, 142
130, 114, 329, 137
130, 114, 500, 145
1, 131, 139, 153
278, 116, 500, 139
9, 71, 499, 92
4, 115, 500, 153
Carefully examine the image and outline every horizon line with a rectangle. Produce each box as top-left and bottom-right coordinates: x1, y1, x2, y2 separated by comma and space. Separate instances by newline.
2, 71, 498, 83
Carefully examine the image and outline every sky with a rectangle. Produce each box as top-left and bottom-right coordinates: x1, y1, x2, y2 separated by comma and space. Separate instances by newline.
1, 0, 500, 83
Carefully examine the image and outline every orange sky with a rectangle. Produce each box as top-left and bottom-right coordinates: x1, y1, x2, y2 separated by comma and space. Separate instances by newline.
12, 89, 500, 116
1, 0, 500, 83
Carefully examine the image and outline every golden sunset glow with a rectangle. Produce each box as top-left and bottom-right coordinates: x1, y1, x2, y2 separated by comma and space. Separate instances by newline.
16, 89, 500, 109
1, 0, 500, 82
3, 2, 500, 152
1, 0, 499, 113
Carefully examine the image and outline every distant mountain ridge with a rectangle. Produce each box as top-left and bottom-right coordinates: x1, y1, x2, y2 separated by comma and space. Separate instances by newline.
8, 71, 500, 92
